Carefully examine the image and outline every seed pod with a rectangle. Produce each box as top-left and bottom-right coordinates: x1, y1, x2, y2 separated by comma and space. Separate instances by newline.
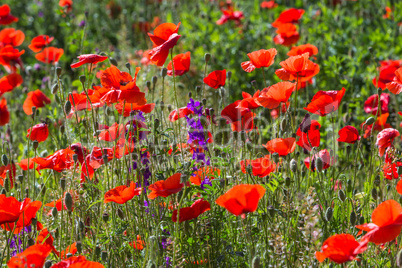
109, 57, 118, 66
365, 117, 375, 125
338, 189, 346, 202
377, 87, 382, 96
204, 53, 211, 63
117, 208, 125, 219
125, 62, 131, 72
290, 159, 297, 173
146, 80, 151, 89
60, 178, 66, 190
33, 140, 39, 150
316, 157, 323, 172
374, 175, 381, 186
325, 207, 333, 222
52, 207, 58, 218
154, 118, 160, 130
1, 154, 8, 166
77, 241, 82, 253
65, 192, 73, 212
79, 75, 86, 84
161, 68, 167, 78
51, 83, 59, 94
350, 211, 357, 225
371, 188, 378, 200
152, 76, 157, 85
227, 71, 232, 80
101, 251, 108, 262
252, 256, 260, 268
346, 145, 351, 155
64, 100, 72, 115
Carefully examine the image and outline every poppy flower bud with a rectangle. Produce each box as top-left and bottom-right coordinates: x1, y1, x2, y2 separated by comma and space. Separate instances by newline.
64, 100, 72, 115
167, 104, 172, 112
365, 117, 375, 125
290, 159, 297, 173
51, 83, 59, 94
350, 210, 357, 225
359, 215, 365, 224
25, 187, 29, 197
117, 208, 125, 219
95, 245, 101, 259
280, 118, 287, 132
161, 68, 168, 78
72, 154, 78, 163
31, 106, 37, 117
44, 260, 52, 268
220, 87, 225, 98
285, 177, 291, 187
79, 75, 86, 84
101, 251, 108, 262
60, 178, 66, 190
371, 188, 378, 200
374, 175, 381, 186
124, 62, 130, 72
209, 108, 215, 116
347, 179, 352, 192
4, 177, 10, 192
102, 212, 109, 222
196, 85, 201, 95
76, 241, 82, 254
377, 88, 382, 96
188, 91, 192, 98
33, 140, 39, 150
65, 192, 73, 212
109, 57, 118, 67
202, 98, 207, 105
52, 207, 58, 218
338, 189, 346, 202
315, 157, 323, 172
227, 71, 232, 80
204, 53, 211, 63
152, 76, 158, 85
325, 207, 333, 222
252, 255, 260, 268
154, 118, 160, 129
54, 66, 62, 76
146, 80, 151, 89
1, 154, 8, 166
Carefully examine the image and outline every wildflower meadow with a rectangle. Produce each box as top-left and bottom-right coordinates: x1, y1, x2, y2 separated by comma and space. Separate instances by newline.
1, 0, 402, 267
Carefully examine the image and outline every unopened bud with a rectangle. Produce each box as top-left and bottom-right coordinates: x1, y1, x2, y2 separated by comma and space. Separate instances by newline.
65, 192, 73, 212
161, 68, 167, 78
152, 76, 157, 85
44, 260, 52, 268
33, 140, 39, 150
73, 154, 78, 162
227, 71, 232, 79
290, 159, 297, 173
350, 211, 357, 225
371, 188, 378, 200
338, 189, 346, 202
125, 62, 131, 72
365, 117, 375, 125
109, 57, 118, 66
204, 53, 211, 63
51, 83, 59, 94
202, 98, 207, 105
64, 100, 72, 115
154, 118, 160, 129
102, 213, 109, 222
79, 75, 86, 84
285, 177, 291, 187
1, 154, 8, 166
316, 157, 323, 172
4, 177, 10, 192
77, 241, 82, 253
60, 178, 66, 190
101, 251, 108, 262
325, 207, 333, 221
52, 207, 58, 217
56, 67, 62, 76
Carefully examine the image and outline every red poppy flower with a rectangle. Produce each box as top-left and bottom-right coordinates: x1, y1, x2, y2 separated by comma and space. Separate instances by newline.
70, 54, 108, 68
261, 1, 278, 9
221, 100, 250, 123
32, 148, 75, 173
275, 53, 320, 82
59, 0, 73, 12
172, 199, 211, 223
169, 107, 194, 122
273, 23, 300, 47
287, 44, 318, 57
216, 184, 265, 217
28, 35, 54, 52
36, 228, 58, 254
236, 91, 261, 110
230, 110, 256, 132
7, 244, 52, 268
51, 255, 105, 268
304, 149, 335, 171
27, 122, 49, 142
263, 137, 296, 156
241, 48, 277, 73
204, 70, 226, 89
35, 47, 64, 64
315, 234, 368, 264
0, 28, 24, 47
18, 158, 34, 170
104, 181, 142, 204
0, 163, 16, 188
376, 128, 400, 156
0, 45, 24, 66
167, 51, 191, 76
384, 162, 402, 180
272, 8, 305, 27
373, 60, 402, 89
23, 89, 51, 115
115, 102, 155, 117
97, 123, 125, 142
0, 194, 29, 225
129, 235, 145, 250
0, 98, 9, 126
240, 155, 276, 177
255, 81, 296, 109
364, 93, 389, 115
270, 102, 289, 119
361, 113, 390, 139
386, 67, 402, 94
216, 6, 244, 25
304, 87, 346, 116
0, 73, 23, 97
81, 147, 114, 181
356, 199, 402, 244
190, 167, 221, 185
0, 4, 18, 25
59, 243, 77, 259
148, 173, 184, 199
2, 199, 42, 234
296, 120, 321, 152
337, 126, 360, 144
148, 22, 181, 66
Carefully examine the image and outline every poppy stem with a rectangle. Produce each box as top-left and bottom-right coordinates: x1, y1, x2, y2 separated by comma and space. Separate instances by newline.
261, 67, 267, 88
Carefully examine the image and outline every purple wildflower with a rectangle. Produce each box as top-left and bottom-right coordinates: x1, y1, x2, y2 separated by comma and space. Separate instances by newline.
200, 176, 213, 190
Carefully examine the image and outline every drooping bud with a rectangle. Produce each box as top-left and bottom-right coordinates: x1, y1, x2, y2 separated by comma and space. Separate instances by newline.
1, 154, 8, 166
125, 62, 131, 72
325, 207, 333, 222
64, 100, 72, 115
146, 80, 151, 89
77, 241, 82, 253
338, 189, 346, 202
371, 188, 378, 200
365, 117, 375, 125
109, 57, 118, 66
73, 154, 78, 163
227, 71, 232, 80
51, 83, 59, 94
